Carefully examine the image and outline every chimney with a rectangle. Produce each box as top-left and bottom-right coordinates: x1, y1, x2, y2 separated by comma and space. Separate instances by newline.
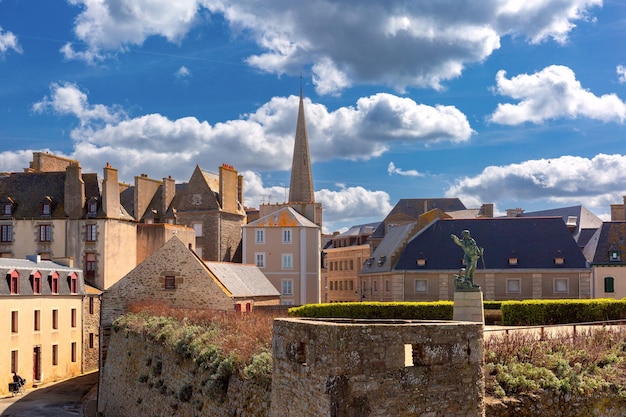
238, 174, 244, 209
506, 208, 524, 217
162, 176, 176, 216
64, 162, 85, 218
102, 163, 121, 219
219, 164, 239, 214
134, 174, 160, 221
480, 203, 494, 218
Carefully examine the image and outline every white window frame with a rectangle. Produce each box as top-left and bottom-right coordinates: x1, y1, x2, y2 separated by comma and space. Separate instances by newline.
282, 253, 293, 269
554, 277, 569, 294
255, 229, 265, 244
255, 252, 265, 268
282, 228, 292, 244
281, 279, 293, 296
506, 278, 521, 294
414, 279, 428, 293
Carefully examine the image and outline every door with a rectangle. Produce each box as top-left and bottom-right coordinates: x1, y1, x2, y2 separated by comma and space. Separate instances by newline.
33, 346, 41, 382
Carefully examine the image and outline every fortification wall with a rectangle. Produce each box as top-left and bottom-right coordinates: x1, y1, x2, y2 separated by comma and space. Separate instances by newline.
271, 318, 485, 417
98, 328, 271, 417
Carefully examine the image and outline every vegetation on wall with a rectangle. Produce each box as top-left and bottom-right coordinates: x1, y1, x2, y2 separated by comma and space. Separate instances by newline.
288, 301, 454, 319
501, 299, 626, 325
113, 302, 279, 388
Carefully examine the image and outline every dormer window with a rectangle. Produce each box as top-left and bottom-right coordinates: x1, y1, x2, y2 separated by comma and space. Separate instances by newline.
378, 256, 386, 266
554, 257, 565, 265
508, 257, 518, 266
87, 200, 98, 215
2, 203, 11, 215
610, 250, 621, 262
416, 258, 427, 266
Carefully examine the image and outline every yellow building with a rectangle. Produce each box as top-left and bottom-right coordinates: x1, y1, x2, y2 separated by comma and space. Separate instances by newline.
0, 256, 85, 395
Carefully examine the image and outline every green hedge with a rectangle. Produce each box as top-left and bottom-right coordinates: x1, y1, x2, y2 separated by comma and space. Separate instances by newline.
501, 299, 626, 326
288, 302, 454, 320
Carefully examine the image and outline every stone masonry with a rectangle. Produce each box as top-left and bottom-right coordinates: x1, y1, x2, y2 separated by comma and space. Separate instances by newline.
270, 318, 485, 417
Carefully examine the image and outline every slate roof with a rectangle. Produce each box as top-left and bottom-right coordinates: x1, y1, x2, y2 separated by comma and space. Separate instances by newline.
587, 222, 626, 265
513, 205, 602, 240
0, 171, 103, 219
0, 257, 85, 296
371, 198, 466, 239
245, 206, 319, 228
205, 262, 280, 298
394, 217, 588, 271
361, 222, 417, 274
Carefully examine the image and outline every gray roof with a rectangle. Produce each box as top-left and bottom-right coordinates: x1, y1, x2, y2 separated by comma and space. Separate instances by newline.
205, 262, 280, 298
0, 257, 85, 296
361, 222, 417, 274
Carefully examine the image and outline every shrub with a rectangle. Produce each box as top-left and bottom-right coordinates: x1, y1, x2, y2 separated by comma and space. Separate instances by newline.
501, 299, 626, 326
289, 301, 453, 320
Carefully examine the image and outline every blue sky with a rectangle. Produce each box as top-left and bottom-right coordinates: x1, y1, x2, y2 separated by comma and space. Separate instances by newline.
1, 0, 626, 233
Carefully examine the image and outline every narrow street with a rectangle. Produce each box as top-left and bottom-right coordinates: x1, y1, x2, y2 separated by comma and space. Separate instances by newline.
0, 372, 98, 417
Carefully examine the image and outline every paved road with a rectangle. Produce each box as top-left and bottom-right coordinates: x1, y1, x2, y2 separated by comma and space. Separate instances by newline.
0, 372, 98, 417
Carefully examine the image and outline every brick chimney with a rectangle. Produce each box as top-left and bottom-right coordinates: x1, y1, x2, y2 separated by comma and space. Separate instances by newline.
134, 174, 160, 221
64, 162, 85, 219
219, 164, 239, 214
479, 203, 494, 218
102, 163, 121, 219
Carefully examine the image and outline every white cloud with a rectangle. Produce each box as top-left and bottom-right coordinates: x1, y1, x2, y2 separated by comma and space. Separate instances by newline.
617, 65, 626, 84
387, 162, 422, 177
489, 65, 626, 125
0, 27, 22, 55
62, 0, 600, 93
175, 66, 192, 78
30, 83, 473, 179
445, 154, 626, 212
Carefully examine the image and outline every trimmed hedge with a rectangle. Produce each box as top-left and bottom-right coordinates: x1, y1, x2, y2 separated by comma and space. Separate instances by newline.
288, 301, 454, 320
501, 299, 626, 326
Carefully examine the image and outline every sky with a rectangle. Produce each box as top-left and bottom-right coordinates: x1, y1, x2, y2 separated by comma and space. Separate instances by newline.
1, 0, 626, 234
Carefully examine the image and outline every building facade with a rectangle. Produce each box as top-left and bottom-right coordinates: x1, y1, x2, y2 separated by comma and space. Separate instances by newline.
0, 256, 86, 395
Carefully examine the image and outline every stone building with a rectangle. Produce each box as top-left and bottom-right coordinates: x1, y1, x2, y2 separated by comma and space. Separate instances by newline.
360, 215, 591, 302
0, 256, 86, 395
323, 222, 378, 303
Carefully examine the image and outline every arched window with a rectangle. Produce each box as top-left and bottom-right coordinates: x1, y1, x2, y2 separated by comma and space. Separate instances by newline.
50, 272, 59, 294
69, 273, 78, 294
9, 270, 19, 294
33, 271, 42, 294
604, 276, 615, 293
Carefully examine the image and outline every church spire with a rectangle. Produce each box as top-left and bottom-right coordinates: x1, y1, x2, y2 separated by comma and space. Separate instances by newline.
288, 87, 315, 203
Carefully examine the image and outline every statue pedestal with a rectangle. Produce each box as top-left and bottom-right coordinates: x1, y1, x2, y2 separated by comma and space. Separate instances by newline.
453, 290, 484, 323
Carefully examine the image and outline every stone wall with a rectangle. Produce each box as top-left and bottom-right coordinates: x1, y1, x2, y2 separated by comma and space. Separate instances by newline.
82, 293, 100, 372
270, 318, 485, 417
98, 327, 271, 417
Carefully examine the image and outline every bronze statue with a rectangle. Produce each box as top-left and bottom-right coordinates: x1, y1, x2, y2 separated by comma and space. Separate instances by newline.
451, 229, 483, 290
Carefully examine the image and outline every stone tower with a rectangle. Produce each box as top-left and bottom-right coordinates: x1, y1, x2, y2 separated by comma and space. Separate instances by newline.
288, 88, 315, 204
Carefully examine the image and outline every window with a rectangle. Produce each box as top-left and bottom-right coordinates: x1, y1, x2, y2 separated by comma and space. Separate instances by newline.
33, 273, 42, 294
71, 308, 77, 328
255, 229, 265, 244
2, 203, 11, 215
71, 342, 77, 363
605, 276, 615, 293
385, 280, 390, 292
0, 224, 12, 242
52, 345, 58, 366
255, 253, 265, 268
52, 309, 58, 330
34, 310, 40, 331
89, 333, 95, 349
373, 280, 378, 292
506, 279, 521, 293
282, 229, 292, 244
10, 271, 19, 294
85, 253, 96, 281
11, 350, 18, 373
86, 224, 97, 242
554, 278, 569, 293
508, 257, 519, 266
89, 297, 95, 314
282, 254, 293, 269
350, 259, 354, 270
193, 194, 202, 205
39, 224, 51, 242
610, 250, 621, 262
41, 203, 51, 215
11, 311, 18, 333
87, 201, 97, 215
164, 276, 176, 290
554, 257, 565, 265
69, 273, 78, 294
192, 223, 203, 237
282, 280, 293, 296
50, 272, 59, 294
414, 279, 428, 293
